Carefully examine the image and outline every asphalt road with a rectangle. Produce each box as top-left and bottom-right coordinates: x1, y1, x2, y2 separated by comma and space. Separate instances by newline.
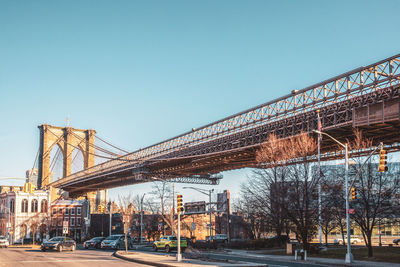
0, 247, 148, 267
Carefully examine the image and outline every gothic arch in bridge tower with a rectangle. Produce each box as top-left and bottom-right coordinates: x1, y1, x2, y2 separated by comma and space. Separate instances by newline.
37, 124, 98, 203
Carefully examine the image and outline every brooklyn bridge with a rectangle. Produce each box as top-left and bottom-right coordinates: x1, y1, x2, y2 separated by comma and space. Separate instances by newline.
42, 54, 400, 197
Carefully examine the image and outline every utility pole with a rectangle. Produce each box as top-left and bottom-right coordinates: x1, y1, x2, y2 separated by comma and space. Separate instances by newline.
140, 193, 145, 244
172, 183, 175, 235
313, 130, 353, 263
317, 110, 322, 245
176, 194, 183, 262
108, 201, 112, 236
226, 192, 231, 243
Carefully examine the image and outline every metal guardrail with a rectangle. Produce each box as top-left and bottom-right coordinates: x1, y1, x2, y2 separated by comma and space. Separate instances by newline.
52, 54, 400, 187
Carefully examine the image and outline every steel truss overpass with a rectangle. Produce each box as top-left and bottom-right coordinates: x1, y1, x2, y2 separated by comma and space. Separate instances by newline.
50, 54, 400, 197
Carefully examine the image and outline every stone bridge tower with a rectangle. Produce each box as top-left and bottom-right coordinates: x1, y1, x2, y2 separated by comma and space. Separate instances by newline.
38, 124, 104, 210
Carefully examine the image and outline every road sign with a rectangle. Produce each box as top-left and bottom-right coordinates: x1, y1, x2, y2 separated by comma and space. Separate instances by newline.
63, 221, 69, 227
158, 223, 162, 231
348, 209, 355, 214
63, 227, 68, 234
123, 215, 129, 223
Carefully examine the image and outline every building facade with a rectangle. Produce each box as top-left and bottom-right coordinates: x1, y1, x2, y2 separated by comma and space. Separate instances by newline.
50, 199, 90, 241
0, 184, 50, 243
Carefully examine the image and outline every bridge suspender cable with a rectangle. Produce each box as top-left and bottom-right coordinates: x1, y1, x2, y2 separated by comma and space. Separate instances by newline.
95, 135, 129, 154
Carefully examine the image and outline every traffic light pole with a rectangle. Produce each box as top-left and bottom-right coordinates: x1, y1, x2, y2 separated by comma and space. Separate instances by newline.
177, 212, 182, 262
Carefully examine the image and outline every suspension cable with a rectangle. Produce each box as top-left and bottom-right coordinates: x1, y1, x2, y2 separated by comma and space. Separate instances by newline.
96, 135, 129, 154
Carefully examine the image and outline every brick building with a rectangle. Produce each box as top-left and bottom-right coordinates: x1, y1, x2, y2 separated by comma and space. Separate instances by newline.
50, 199, 90, 241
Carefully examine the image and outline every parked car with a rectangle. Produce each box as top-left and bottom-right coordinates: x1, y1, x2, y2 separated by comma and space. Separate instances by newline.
84, 237, 105, 249
0, 236, 9, 248
206, 234, 228, 244
132, 237, 147, 243
100, 234, 133, 250
14, 237, 33, 245
334, 237, 362, 245
153, 235, 187, 253
41, 237, 76, 252
393, 238, 400, 245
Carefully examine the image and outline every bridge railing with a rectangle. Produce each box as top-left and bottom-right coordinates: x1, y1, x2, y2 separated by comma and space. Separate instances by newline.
53, 54, 400, 186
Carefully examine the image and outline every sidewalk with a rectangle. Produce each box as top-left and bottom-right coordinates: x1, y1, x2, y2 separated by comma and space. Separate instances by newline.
114, 251, 267, 267
223, 249, 400, 267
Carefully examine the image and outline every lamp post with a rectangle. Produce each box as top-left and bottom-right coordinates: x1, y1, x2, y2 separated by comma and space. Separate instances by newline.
313, 130, 353, 263
183, 187, 214, 241
140, 193, 146, 244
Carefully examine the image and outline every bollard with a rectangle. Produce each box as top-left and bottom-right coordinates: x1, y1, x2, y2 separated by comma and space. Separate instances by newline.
304, 250, 307, 261
295, 249, 298, 260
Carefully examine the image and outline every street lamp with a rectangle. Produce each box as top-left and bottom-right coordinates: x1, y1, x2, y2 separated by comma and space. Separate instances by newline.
183, 187, 214, 241
313, 130, 353, 264
140, 193, 146, 244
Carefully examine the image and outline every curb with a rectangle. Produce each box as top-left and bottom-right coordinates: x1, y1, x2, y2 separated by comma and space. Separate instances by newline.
113, 251, 176, 267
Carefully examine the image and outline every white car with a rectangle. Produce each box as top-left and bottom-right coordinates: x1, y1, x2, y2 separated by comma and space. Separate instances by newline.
334, 237, 362, 245
0, 236, 9, 248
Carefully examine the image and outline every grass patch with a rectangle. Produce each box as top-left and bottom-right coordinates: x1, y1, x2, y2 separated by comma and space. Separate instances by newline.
258, 246, 400, 263
315, 246, 400, 263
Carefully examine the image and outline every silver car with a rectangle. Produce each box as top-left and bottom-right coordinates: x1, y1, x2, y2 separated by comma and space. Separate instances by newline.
0, 236, 9, 248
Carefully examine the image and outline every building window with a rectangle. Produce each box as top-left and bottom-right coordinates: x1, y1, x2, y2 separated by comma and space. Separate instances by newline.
9, 199, 15, 213
71, 207, 75, 215
77, 217, 81, 226
64, 217, 69, 222
31, 199, 38, 212
52, 208, 57, 215
58, 219, 62, 226
59, 208, 62, 214
21, 199, 28, 213
41, 200, 48, 213
70, 217, 75, 227
65, 207, 69, 215
77, 207, 81, 215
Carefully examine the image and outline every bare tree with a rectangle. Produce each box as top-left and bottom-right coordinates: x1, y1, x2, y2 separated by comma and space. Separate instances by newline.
149, 181, 173, 234
253, 132, 320, 251
347, 129, 400, 257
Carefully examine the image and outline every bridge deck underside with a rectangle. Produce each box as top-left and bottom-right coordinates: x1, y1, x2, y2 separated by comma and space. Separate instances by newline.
60, 85, 400, 197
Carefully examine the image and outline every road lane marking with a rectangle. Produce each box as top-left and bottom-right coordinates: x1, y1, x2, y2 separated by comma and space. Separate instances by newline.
0, 259, 119, 263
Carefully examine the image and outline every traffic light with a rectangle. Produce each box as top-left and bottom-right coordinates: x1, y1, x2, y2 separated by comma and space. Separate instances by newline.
177, 194, 184, 214
351, 187, 356, 200
98, 205, 103, 213
378, 149, 388, 172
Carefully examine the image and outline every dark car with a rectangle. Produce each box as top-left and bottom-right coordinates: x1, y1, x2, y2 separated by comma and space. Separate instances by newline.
41, 237, 76, 252
84, 237, 105, 249
393, 238, 400, 245
14, 237, 33, 245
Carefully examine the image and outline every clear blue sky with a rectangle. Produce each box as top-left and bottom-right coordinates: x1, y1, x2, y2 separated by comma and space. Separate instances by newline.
1, 0, 399, 203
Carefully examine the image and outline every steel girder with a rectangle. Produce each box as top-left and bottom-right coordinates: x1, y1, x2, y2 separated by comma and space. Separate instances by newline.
51, 54, 400, 194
